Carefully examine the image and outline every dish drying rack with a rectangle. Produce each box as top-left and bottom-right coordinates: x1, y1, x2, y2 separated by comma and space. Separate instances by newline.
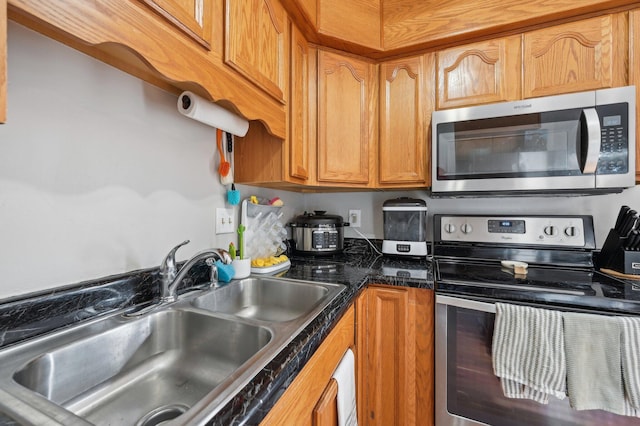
240, 199, 290, 274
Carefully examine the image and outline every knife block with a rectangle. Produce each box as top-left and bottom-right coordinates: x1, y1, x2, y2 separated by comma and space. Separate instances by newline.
597, 228, 640, 275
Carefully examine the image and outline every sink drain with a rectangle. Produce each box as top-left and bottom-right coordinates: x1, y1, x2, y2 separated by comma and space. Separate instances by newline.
136, 404, 189, 426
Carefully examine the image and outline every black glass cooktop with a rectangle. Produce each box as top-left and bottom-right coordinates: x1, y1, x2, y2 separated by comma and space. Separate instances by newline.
436, 259, 640, 314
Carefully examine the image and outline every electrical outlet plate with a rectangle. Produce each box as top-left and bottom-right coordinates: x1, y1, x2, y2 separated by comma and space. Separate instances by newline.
216, 208, 235, 234
349, 209, 361, 228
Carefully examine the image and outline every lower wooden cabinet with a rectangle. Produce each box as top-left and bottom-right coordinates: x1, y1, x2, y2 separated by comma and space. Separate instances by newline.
356, 285, 434, 426
260, 304, 355, 425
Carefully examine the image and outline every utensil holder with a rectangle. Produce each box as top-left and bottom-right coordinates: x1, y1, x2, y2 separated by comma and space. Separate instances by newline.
597, 228, 640, 275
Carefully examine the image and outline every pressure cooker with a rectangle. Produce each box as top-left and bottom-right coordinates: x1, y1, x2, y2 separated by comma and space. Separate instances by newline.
288, 211, 349, 254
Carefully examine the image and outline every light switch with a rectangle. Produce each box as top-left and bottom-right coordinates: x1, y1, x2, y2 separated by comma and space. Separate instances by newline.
216, 208, 235, 234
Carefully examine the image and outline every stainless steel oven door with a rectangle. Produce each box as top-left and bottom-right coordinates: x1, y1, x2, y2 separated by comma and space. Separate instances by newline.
435, 295, 639, 426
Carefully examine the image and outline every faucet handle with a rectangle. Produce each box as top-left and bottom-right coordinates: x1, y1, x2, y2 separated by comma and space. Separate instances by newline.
160, 240, 190, 280
205, 258, 219, 288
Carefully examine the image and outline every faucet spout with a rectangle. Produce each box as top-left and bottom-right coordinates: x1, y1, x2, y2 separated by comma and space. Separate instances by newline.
159, 241, 231, 303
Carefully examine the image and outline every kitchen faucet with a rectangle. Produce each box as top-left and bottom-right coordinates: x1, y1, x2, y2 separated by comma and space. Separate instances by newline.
159, 240, 232, 303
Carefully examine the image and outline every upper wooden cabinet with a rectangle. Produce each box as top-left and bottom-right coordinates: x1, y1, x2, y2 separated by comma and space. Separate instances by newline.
356, 285, 434, 426
436, 14, 628, 110
138, 0, 212, 49
317, 50, 376, 187
234, 23, 314, 188
631, 9, 640, 182
225, 0, 288, 103
378, 54, 433, 187
289, 23, 313, 184
437, 36, 521, 110
523, 14, 627, 98
1, 0, 6, 124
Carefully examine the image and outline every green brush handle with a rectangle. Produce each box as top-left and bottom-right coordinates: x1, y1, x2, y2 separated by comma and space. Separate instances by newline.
237, 224, 246, 259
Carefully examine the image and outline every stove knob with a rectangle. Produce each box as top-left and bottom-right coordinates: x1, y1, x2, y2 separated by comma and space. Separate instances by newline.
543, 225, 557, 237
444, 223, 456, 233
461, 223, 473, 234
564, 226, 578, 237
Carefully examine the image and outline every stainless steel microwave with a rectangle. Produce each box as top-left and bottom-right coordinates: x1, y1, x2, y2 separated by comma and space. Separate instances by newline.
431, 86, 636, 195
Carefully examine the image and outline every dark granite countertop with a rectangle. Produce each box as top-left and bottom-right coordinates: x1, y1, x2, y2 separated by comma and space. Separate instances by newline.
0, 239, 434, 425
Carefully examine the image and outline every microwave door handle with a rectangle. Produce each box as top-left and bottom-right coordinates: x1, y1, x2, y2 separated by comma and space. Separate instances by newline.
579, 108, 601, 174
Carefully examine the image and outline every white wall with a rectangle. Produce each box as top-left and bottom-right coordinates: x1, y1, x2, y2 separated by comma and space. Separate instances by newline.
2, 22, 639, 300
0, 22, 305, 299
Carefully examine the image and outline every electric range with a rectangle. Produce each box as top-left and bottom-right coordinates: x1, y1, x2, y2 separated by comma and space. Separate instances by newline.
433, 214, 640, 314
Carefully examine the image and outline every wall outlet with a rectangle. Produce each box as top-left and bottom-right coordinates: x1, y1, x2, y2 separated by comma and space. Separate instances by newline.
215, 208, 235, 234
349, 209, 361, 228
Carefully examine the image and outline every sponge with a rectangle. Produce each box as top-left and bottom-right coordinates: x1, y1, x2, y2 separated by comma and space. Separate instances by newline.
215, 260, 235, 283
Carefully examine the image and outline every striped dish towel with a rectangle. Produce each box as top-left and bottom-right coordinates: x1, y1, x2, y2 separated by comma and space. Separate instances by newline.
492, 303, 566, 404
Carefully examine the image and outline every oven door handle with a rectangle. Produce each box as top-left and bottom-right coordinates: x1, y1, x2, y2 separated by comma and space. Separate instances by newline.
436, 294, 496, 313
579, 108, 601, 174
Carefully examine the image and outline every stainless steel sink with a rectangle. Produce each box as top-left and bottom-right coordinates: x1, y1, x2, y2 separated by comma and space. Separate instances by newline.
192, 277, 333, 322
0, 276, 345, 425
12, 309, 271, 426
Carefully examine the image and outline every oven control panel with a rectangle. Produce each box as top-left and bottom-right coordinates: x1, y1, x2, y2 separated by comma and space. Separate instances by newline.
438, 215, 588, 247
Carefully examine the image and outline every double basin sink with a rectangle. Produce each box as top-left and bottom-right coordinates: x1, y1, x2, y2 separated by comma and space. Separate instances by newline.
0, 276, 345, 425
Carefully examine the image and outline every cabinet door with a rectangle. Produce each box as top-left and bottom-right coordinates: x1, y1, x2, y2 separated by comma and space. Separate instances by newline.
260, 305, 355, 425
1, 0, 5, 124
437, 36, 521, 109
312, 378, 339, 426
632, 9, 640, 183
357, 286, 434, 426
523, 14, 627, 98
289, 23, 311, 182
379, 54, 433, 186
137, 0, 212, 49
317, 50, 375, 186
226, 0, 288, 103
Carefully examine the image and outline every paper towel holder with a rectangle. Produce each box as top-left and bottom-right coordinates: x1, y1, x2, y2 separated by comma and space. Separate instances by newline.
177, 91, 249, 137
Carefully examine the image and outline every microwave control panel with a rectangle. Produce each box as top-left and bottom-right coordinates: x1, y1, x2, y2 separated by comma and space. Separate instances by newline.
597, 103, 629, 175
438, 215, 587, 247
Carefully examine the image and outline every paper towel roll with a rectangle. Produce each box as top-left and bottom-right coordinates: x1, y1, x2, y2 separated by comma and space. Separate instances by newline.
177, 91, 249, 136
